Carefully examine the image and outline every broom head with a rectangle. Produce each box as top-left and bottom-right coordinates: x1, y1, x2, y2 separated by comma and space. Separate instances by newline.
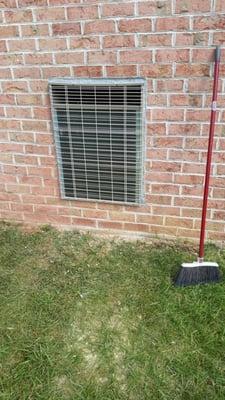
174, 261, 220, 287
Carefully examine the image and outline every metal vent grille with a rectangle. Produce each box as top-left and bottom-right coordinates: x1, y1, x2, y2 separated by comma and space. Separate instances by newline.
49, 78, 145, 204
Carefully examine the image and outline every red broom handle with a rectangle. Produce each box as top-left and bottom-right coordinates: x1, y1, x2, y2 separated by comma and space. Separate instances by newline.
198, 46, 221, 260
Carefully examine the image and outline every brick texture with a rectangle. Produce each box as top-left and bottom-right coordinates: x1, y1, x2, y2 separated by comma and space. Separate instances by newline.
0, 0, 225, 242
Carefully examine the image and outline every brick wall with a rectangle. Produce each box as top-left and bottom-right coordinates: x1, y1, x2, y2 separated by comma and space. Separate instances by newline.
0, 0, 225, 240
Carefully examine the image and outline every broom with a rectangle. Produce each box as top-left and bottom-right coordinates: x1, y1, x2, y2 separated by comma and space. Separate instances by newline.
175, 46, 221, 286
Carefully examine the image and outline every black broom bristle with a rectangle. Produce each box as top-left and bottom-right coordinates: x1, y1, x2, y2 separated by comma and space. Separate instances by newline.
174, 265, 220, 287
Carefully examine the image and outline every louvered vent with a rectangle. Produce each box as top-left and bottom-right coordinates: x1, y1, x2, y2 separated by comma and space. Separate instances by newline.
49, 78, 145, 204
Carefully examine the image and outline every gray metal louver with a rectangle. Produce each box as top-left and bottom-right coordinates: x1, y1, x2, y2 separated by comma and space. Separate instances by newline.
49, 78, 145, 204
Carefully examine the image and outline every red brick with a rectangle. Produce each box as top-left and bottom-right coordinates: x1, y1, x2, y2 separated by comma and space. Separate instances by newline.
0, 153, 13, 163
73, 66, 103, 77
109, 211, 135, 222
42, 66, 71, 78
5, 10, 32, 23
18, 0, 46, 4
98, 221, 123, 230
10, 132, 34, 142
156, 49, 189, 62
217, 165, 225, 175
216, 0, 225, 11
147, 194, 172, 205
166, 217, 193, 229
174, 174, 204, 185
156, 16, 189, 31
213, 32, 225, 45
147, 123, 166, 136
169, 149, 199, 162
25, 53, 53, 65
106, 65, 137, 77
19, 176, 42, 186
16, 94, 43, 106
72, 217, 96, 227
0, 119, 20, 130
88, 51, 116, 65
120, 50, 152, 64
170, 94, 202, 107
35, 7, 65, 21
83, 209, 108, 219
188, 78, 214, 92
1, 54, 23, 66
193, 16, 225, 30
140, 64, 172, 78
139, 33, 172, 47
119, 18, 151, 33
27, 166, 52, 178
151, 161, 181, 173
2, 81, 28, 93
0, 26, 19, 38
57, 207, 81, 216
39, 38, 67, 51
0, 132, 8, 141
39, 156, 55, 166
174, 197, 202, 208
0, 142, 23, 153
21, 24, 49, 37
192, 48, 214, 62
33, 108, 51, 120
153, 137, 183, 148
84, 20, 115, 34
182, 208, 203, 218
176, 0, 211, 13
176, 32, 209, 46
153, 206, 180, 216
152, 109, 184, 121
49, 0, 79, 4
35, 188, 56, 197
104, 34, 135, 48
55, 52, 84, 65
29, 81, 48, 93
22, 120, 48, 132
147, 94, 167, 106
8, 39, 36, 52
67, 5, 98, 20
0, 0, 16, 6
186, 110, 210, 122
6, 107, 32, 118
182, 163, 205, 174
0, 40, 6, 52
181, 185, 203, 197
125, 223, 150, 232
11, 203, 33, 213
70, 36, 100, 49
14, 67, 41, 80
151, 183, 179, 195
185, 137, 208, 149
157, 79, 184, 92
0, 68, 12, 79
0, 202, 10, 211
0, 211, 24, 221
138, 1, 171, 16
175, 63, 210, 77
102, 3, 134, 17
14, 155, 39, 165
52, 23, 81, 36
3, 165, 26, 175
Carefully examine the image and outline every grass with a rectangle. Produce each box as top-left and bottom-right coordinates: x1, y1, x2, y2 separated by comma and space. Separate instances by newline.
1, 222, 225, 399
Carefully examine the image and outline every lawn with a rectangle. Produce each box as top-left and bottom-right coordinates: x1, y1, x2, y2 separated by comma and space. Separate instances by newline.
1, 222, 225, 400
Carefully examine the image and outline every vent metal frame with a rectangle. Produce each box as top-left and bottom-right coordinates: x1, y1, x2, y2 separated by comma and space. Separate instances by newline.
49, 78, 146, 206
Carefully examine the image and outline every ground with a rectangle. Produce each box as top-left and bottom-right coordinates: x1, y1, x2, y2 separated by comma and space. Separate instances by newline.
0, 222, 225, 400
